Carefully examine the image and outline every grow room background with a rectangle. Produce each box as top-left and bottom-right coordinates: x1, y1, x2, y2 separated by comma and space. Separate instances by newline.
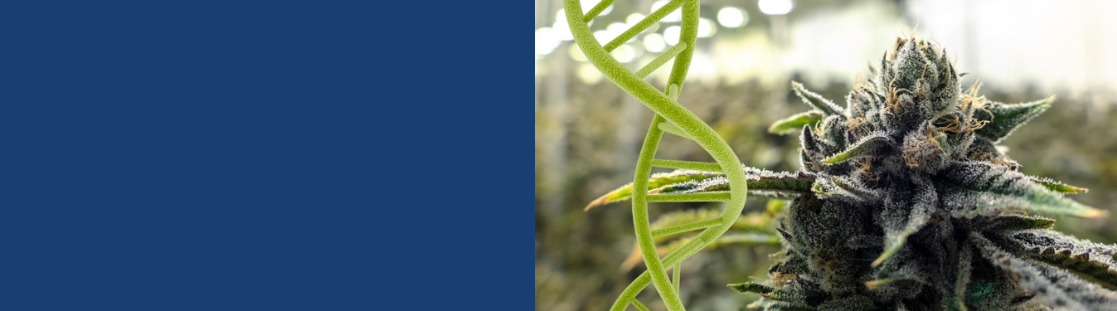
534, 0, 1117, 309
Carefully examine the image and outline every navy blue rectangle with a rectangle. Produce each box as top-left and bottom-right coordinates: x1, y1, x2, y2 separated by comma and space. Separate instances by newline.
1, 1, 527, 309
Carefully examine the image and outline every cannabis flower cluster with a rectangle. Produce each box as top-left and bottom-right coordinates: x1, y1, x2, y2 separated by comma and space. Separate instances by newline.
589, 36, 1117, 310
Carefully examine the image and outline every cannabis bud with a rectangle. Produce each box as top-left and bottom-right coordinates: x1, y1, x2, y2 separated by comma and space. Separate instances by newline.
589, 36, 1116, 310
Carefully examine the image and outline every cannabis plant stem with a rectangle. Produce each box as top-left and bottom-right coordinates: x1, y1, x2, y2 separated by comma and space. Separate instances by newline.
565, 0, 750, 310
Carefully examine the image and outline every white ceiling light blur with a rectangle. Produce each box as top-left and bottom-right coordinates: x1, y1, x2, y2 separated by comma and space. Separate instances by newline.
758, 0, 793, 15
697, 18, 716, 38
552, 10, 574, 41
626, 13, 645, 25
663, 25, 681, 45
650, 1, 682, 22
593, 30, 615, 43
643, 33, 666, 53
717, 7, 748, 28
581, 0, 613, 16
536, 28, 560, 56
607, 22, 627, 32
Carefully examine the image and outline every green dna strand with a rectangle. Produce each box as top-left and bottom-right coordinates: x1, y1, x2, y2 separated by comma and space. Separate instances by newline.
564, 1, 748, 310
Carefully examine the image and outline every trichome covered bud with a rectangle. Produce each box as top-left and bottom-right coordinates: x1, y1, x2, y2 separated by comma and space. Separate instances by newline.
589, 35, 1115, 311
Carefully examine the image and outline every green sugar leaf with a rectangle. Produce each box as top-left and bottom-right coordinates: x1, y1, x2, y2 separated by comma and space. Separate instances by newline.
769, 110, 824, 135
791, 81, 844, 115
822, 131, 892, 164
938, 161, 1105, 218
972, 97, 1054, 143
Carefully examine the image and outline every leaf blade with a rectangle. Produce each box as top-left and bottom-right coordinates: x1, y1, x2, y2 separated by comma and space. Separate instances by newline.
584, 169, 723, 210
1007, 229, 1117, 287
791, 81, 844, 115
1027, 175, 1088, 194
972, 232, 1117, 310
972, 96, 1054, 143
937, 161, 1104, 218
822, 131, 892, 164
768, 110, 824, 135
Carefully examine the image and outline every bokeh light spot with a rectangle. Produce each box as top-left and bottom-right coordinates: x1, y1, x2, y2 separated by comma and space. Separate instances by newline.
717, 7, 748, 28
759, 0, 793, 15
663, 25, 680, 46
643, 33, 666, 53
